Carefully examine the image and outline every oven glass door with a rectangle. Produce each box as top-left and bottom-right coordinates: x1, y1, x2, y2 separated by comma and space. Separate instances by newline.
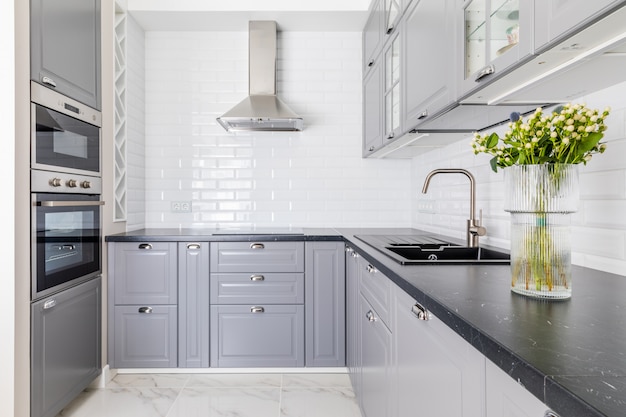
33, 103, 100, 175
33, 193, 102, 300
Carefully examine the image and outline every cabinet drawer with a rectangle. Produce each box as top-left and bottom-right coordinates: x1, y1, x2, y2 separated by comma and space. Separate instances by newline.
210, 304, 304, 367
210, 241, 304, 273
113, 305, 177, 368
210, 273, 304, 305
112, 242, 177, 305
359, 258, 392, 328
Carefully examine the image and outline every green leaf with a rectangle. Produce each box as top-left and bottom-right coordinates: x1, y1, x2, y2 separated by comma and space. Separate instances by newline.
489, 156, 499, 172
579, 132, 603, 154
486, 133, 499, 149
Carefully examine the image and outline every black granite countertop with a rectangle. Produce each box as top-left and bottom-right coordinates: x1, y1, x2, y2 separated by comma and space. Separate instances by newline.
105, 227, 626, 416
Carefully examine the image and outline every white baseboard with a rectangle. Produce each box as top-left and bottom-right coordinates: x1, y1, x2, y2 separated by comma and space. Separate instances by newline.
114, 367, 348, 374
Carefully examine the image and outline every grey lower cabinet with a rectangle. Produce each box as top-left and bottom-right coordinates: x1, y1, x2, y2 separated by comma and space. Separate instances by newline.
31, 277, 101, 417
108, 242, 178, 368
394, 284, 485, 417
30, 0, 101, 109
178, 242, 210, 368
357, 258, 394, 417
304, 241, 346, 367
209, 241, 306, 367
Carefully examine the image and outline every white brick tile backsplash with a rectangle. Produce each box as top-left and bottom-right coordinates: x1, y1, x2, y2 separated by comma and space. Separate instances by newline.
141, 30, 412, 230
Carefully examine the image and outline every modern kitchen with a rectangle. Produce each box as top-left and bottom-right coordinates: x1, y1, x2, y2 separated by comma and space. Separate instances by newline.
3, 1, 626, 417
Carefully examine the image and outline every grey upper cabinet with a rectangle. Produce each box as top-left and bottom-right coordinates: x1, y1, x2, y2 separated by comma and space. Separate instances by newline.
108, 242, 178, 368
363, 0, 384, 73
534, 0, 626, 51
305, 242, 346, 367
458, 0, 534, 98
178, 242, 210, 368
383, 32, 402, 143
31, 278, 101, 417
394, 284, 486, 417
30, 0, 101, 109
402, 0, 456, 131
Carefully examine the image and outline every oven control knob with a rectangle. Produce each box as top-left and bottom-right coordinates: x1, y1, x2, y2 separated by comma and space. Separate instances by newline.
49, 178, 62, 187
67, 179, 78, 188
80, 181, 91, 189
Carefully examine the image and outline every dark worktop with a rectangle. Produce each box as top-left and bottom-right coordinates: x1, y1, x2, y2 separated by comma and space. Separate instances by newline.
105, 227, 626, 416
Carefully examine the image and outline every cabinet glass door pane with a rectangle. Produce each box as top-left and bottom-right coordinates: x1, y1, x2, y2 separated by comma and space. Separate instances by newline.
385, 0, 400, 33
490, 0, 519, 59
385, 37, 400, 136
465, 0, 487, 78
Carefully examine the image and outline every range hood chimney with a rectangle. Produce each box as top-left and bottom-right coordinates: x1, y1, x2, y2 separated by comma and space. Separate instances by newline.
217, 21, 303, 132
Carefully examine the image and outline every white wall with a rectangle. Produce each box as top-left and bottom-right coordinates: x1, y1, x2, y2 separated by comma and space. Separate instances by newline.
1, 0, 15, 414
411, 81, 626, 276
141, 31, 411, 229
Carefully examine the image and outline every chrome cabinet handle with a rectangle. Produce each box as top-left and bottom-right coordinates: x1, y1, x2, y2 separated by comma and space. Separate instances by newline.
368, 146, 375, 152
418, 110, 429, 120
386, 132, 395, 140
365, 264, 377, 274
138, 306, 153, 314
250, 274, 265, 281
250, 243, 265, 249
368, 59, 375, 67
186, 243, 201, 250
366, 310, 377, 322
250, 306, 265, 313
38, 200, 105, 207
345, 246, 354, 254
43, 299, 57, 310
475, 65, 495, 82
386, 25, 394, 35
544, 412, 560, 417
42, 76, 57, 87
411, 303, 430, 321
138, 243, 152, 250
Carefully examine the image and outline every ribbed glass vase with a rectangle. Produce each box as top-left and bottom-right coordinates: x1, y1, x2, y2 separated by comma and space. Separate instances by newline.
504, 164, 579, 300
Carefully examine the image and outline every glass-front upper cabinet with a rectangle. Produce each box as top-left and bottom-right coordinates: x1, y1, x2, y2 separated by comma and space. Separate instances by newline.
384, 33, 401, 142
460, 0, 532, 98
384, 0, 401, 35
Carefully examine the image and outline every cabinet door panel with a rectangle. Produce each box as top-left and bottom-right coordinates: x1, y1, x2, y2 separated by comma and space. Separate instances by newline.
363, 0, 384, 72
346, 248, 362, 396
178, 242, 210, 368
210, 242, 304, 273
359, 257, 392, 328
363, 59, 383, 156
113, 242, 177, 305
395, 286, 485, 417
305, 242, 346, 367
31, 278, 101, 417
210, 305, 304, 367
113, 305, 177, 368
360, 295, 393, 417
30, 0, 101, 109
211, 273, 304, 305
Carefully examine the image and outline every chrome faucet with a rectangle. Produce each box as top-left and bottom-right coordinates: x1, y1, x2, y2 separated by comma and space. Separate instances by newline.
421, 168, 487, 248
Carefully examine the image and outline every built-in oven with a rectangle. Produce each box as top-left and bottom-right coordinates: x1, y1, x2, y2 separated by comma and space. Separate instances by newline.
31, 81, 101, 177
31, 170, 103, 301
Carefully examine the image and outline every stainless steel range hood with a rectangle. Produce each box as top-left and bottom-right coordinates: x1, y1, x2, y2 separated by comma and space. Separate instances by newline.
217, 21, 303, 132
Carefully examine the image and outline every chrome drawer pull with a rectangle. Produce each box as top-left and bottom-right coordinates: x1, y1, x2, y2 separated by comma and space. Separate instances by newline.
544, 412, 560, 417
250, 306, 265, 313
475, 64, 495, 82
250, 275, 265, 281
250, 243, 265, 249
138, 243, 152, 250
366, 264, 377, 274
366, 310, 377, 322
43, 299, 57, 310
138, 306, 153, 314
42, 76, 57, 87
186, 243, 201, 250
411, 303, 430, 321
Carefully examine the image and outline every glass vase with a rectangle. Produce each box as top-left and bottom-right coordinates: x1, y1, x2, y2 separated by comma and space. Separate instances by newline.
504, 164, 579, 300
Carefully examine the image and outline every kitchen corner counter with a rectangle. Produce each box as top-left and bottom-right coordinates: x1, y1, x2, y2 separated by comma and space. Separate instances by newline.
338, 228, 626, 417
105, 228, 344, 242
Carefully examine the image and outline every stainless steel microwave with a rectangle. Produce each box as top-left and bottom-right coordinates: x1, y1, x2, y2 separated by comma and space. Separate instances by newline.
31, 81, 102, 177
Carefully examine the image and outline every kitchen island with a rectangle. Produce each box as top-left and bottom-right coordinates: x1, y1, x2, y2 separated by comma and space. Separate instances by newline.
106, 228, 626, 417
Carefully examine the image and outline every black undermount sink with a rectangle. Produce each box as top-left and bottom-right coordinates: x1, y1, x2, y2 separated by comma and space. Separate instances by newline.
355, 234, 510, 265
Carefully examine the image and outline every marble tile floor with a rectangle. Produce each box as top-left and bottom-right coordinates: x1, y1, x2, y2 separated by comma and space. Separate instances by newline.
56, 373, 363, 417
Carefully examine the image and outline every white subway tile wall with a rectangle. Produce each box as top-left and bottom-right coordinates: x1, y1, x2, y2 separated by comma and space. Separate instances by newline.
126, 15, 146, 230
411, 81, 626, 275
143, 31, 411, 229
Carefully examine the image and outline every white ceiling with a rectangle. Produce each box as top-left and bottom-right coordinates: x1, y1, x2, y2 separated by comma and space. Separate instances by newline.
127, 0, 372, 31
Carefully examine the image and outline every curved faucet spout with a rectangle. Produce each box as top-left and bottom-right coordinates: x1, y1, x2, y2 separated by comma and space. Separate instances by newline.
421, 168, 486, 247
